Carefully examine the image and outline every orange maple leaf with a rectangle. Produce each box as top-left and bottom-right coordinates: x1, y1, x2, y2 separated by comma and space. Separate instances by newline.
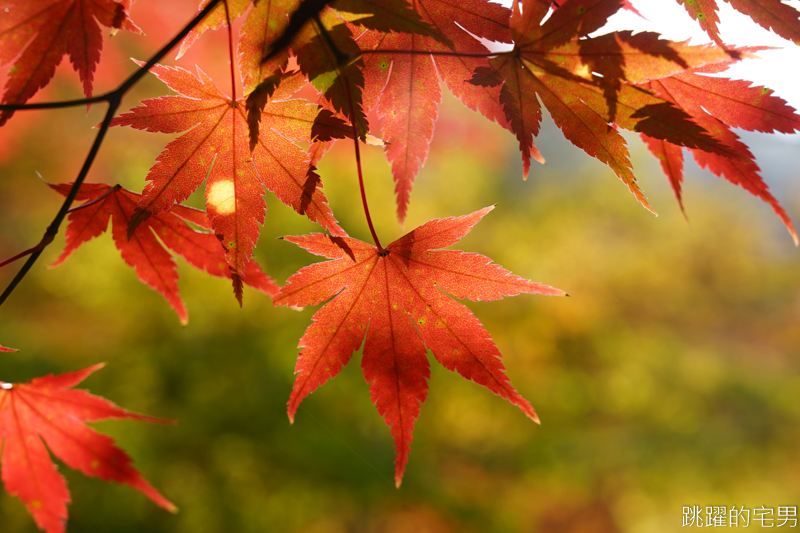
274, 206, 565, 486
50, 182, 279, 321
109, 64, 344, 300
471, 0, 742, 211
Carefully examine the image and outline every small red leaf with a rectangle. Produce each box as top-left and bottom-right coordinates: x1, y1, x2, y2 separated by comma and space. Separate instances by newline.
643, 76, 799, 243
49, 183, 279, 322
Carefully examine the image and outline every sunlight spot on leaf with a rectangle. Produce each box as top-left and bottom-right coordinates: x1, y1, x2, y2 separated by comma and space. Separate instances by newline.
207, 180, 236, 215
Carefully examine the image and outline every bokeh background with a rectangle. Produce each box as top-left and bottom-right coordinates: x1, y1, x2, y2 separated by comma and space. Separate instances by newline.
2, 2, 800, 532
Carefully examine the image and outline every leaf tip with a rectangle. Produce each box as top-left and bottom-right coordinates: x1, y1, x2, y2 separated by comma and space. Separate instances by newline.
232, 273, 244, 307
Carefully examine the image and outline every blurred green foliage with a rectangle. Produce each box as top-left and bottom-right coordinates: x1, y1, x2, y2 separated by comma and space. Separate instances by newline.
2, 10, 800, 531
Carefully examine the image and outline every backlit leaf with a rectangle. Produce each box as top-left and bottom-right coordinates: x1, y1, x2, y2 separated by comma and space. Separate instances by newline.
274, 206, 565, 486
109, 63, 344, 292
49, 182, 279, 320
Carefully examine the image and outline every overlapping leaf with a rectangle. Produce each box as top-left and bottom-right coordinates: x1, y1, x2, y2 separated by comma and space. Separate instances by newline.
197, 0, 454, 201
0, 364, 174, 533
274, 206, 565, 486
294, 12, 371, 140
177, 0, 297, 94
0, 0, 141, 125
50, 182, 278, 322
177, 0, 444, 140
639, 64, 800, 242
286, 2, 446, 146
108, 63, 343, 297
172, 1, 586, 224
181, 1, 412, 148
469, 0, 750, 213
358, 0, 512, 222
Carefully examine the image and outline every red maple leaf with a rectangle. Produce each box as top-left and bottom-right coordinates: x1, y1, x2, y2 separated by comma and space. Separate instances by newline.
468, 0, 745, 214
0, 364, 175, 533
272, 2, 448, 146
108, 64, 344, 292
50, 182, 279, 322
274, 206, 565, 486
638, 63, 800, 243
358, 0, 513, 222
0, 0, 141, 125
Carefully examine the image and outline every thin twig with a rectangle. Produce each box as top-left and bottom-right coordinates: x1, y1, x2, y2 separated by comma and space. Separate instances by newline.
0, 94, 108, 112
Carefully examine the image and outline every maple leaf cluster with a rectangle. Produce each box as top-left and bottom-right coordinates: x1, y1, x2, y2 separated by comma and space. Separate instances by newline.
2, 0, 800, 531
